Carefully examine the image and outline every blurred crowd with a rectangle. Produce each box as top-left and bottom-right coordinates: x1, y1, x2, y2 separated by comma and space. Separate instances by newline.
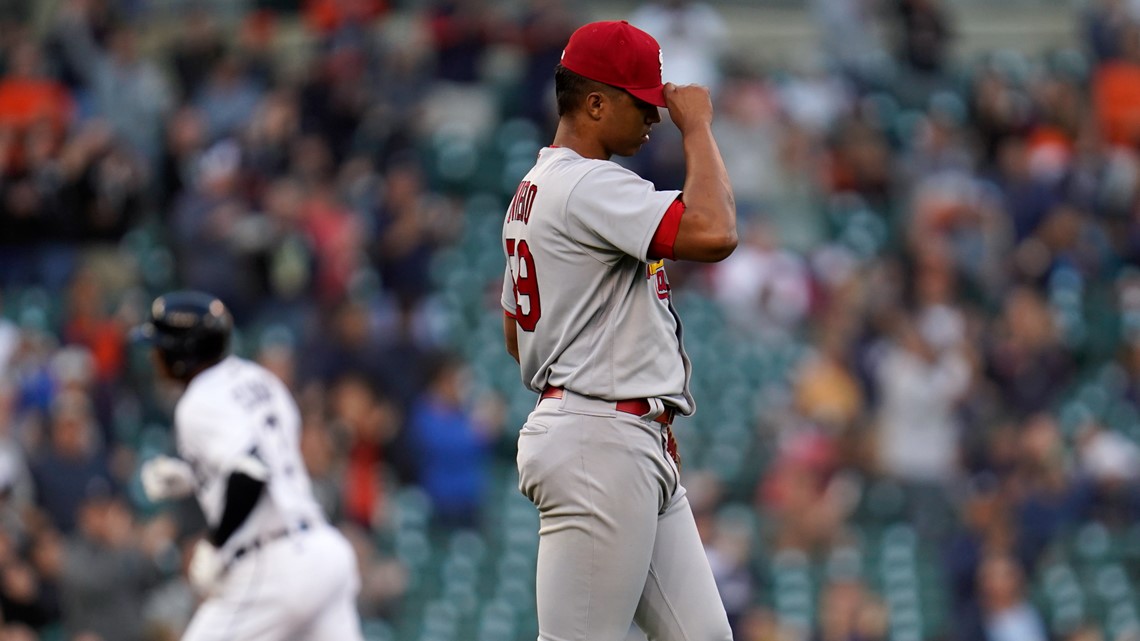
0, 0, 1139, 640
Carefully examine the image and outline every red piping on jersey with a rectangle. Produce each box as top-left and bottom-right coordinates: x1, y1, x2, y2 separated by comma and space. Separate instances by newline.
648, 198, 685, 261
503, 309, 517, 319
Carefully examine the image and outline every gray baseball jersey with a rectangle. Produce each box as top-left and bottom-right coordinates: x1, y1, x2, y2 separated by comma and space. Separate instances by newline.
501, 146, 696, 414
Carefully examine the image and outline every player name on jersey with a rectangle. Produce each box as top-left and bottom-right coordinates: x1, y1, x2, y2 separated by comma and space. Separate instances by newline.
507, 180, 538, 225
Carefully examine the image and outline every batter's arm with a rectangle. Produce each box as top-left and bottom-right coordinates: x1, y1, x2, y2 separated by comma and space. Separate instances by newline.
666, 83, 737, 263
503, 312, 520, 364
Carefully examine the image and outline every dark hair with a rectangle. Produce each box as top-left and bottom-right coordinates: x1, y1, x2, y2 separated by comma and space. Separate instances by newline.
554, 63, 619, 117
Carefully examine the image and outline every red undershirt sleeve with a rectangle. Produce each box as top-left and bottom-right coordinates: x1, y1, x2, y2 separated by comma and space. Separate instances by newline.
648, 198, 685, 261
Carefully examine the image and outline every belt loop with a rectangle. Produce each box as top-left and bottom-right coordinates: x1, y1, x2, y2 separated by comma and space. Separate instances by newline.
643, 398, 665, 423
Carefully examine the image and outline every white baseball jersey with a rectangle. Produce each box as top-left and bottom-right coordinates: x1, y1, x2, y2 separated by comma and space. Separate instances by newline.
501, 146, 695, 414
175, 356, 324, 559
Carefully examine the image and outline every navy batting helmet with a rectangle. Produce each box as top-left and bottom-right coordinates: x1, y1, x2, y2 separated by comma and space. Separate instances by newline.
133, 291, 232, 378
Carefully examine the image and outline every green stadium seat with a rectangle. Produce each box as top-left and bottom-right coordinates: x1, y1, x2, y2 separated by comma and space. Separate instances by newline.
1094, 564, 1132, 602
139, 424, 173, 455
395, 487, 433, 531
1050, 602, 1085, 638
419, 598, 460, 640
141, 246, 176, 290
395, 530, 432, 570
361, 619, 395, 641
477, 599, 518, 641
448, 529, 487, 563
1106, 602, 1140, 640
441, 581, 479, 616
1075, 522, 1112, 562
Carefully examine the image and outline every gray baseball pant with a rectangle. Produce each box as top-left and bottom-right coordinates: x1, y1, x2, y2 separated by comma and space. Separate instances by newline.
517, 390, 734, 641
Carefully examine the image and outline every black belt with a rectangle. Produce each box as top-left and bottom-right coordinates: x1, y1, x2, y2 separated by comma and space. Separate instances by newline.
227, 519, 311, 569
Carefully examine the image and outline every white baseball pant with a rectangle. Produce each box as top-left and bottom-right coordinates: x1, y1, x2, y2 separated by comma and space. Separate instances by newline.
181, 524, 364, 641
517, 389, 733, 641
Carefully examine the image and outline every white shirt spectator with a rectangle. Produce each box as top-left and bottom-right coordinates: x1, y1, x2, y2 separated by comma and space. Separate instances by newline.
874, 331, 970, 482
629, 1, 728, 92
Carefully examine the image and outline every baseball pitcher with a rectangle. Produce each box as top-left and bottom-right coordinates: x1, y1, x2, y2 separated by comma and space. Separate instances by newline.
501, 20, 737, 641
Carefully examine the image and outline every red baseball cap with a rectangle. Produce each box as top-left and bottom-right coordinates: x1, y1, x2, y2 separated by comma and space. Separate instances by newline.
560, 20, 667, 108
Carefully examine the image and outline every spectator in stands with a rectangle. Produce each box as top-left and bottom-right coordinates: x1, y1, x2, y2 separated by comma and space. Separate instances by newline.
873, 311, 970, 485
23, 528, 64, 634
1074, 421, 1140, 528
169, 139, 262, 318
60, 486, 164, 641
1094, 22, 1140, 148
793, 318, 865, 434
989, 135, 1064, 245
302, 299, 387, 387
1009, 414, 1091, 569
872, 309, 970, 539
969, 66, 1033, 169
158, 107, 207, 213
889, 0, 957, 109
371, 159, 458, 307
303, 0, 388, 40
945, 473, 1017, 641
53, 10, 173, 162
985, 287, 1074, 418
892, 0, 953, 74
758, 430, 859, 554
710, 221, 813, 337
629, 0, 728, 92
975, 552, 1048, 641
513, 0, 578, 128
810, 0, 889, 89
827, 115, 893, 212
167, 9, 226, 101
702, 508, 757, 634
1085, 0, 1137, 62
243, 91, 300, 193
405, 352, 498, 529
0, 38, 74, 177
29, 391, 112, 534
61, 270, 125, 391
299, 44, 371, 162
778, 55, 853, 139
300, 409, 343, 521
328, 373, 399, 529
814, 572, 889, 641
298, 160, 368, 306
0, 556, 59, 631
248, 177, 315, 317
710, 72, 784, 220
193, 55, 265, 142
426, 0, 496, 84
53, 119, 146, 243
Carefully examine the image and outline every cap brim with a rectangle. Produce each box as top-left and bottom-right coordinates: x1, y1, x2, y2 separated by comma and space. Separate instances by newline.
627, 85, 666, 108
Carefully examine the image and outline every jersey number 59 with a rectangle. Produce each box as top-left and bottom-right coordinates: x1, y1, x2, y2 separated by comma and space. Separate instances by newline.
506, 238, 541, 332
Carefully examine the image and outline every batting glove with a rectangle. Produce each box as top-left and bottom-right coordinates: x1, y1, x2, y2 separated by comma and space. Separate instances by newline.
140, 456, 196, 502
188, 539, 225, 597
